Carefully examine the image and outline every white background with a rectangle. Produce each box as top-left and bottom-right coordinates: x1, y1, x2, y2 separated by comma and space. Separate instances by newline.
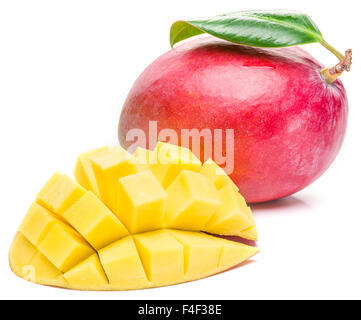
0, 0, 360, 300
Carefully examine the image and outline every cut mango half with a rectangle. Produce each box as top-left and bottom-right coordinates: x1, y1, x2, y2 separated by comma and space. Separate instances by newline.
9, 143, 258, 291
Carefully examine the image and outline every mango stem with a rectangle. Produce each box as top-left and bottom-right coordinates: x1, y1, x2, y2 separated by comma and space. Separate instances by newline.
320, 49, 352, 84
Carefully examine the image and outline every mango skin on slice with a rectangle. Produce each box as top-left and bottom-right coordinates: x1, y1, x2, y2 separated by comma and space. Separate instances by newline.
9, 143, 259, 291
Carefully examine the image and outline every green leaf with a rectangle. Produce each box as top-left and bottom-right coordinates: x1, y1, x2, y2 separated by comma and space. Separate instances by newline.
170, 10, 324, 48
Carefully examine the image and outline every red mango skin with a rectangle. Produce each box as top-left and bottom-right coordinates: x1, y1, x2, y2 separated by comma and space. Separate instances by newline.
118, 37, 348, 203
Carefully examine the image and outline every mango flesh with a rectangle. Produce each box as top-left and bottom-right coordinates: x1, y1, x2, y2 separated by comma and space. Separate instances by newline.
74, 146, 109, 196
9, 143, 258, 290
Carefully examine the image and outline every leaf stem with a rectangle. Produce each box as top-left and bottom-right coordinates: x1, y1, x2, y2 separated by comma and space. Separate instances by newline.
321, 40, 345, 61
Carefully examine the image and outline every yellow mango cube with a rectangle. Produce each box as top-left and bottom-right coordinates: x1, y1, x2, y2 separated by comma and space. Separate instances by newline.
152, 142, 202, 188
205, 185, 255, 237
63, 192, 129, 250
19, 202, 63, 246
116, 170, 167, 233
240, 200, 256, 225
98, 236, 149, 290
133, 230, 184, 286
9, 233, 67, 288
90, 146, 138, 212
218, 239, 259, 270
234, 193, 257, 240
64, 254, 108, 290
238, 225, 258, 241
37, 173, 86, 215
29, 252, 68, 287
74, 146, 109, 196
36, 171, 63, 199
200, 158, 239, 191
168, 230, 222, 279
133, 147, 157, 171
165, 170, 221, 230
38, 224, 94, 272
